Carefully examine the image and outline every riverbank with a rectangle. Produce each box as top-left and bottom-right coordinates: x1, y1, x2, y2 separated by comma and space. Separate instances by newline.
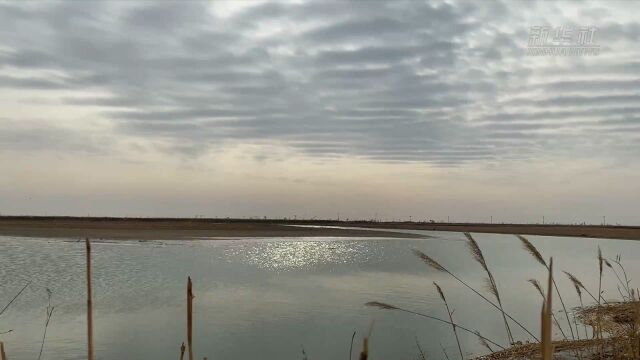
355, 222, 640, 240
1, 216, 639, 240
0, 217, 423, 240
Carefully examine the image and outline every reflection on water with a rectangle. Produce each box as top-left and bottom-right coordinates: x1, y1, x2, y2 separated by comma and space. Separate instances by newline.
1, 232, 640, 359
224, 238, 376, 270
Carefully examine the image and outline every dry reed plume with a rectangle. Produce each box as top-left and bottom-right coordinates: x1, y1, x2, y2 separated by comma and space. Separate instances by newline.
411, 248, 538, 342
434, 281, 464, 359
465, 233, 513, 344
518, 235, 574, 341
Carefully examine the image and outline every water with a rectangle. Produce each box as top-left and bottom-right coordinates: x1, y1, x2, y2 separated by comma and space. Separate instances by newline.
1, 231, 640, 359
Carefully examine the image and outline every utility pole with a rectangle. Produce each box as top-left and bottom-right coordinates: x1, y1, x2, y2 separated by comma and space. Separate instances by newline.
542, 216, 545, 225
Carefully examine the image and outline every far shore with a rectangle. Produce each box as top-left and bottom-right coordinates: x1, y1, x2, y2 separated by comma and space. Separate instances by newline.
0, 216, 639, 240
0, 216, 425, 240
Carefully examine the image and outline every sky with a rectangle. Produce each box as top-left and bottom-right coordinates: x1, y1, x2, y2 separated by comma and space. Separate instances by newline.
1, 0, 639, 224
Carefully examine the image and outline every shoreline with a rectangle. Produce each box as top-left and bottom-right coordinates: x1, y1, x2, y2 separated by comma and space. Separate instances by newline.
0, 216, 639, 240
0, 217, 424, 240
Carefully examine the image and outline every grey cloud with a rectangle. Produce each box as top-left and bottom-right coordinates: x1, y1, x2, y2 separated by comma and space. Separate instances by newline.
0, 1, 639, 164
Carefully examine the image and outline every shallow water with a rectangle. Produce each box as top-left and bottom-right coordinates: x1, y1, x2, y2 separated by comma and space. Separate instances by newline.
1, 231, 639, 359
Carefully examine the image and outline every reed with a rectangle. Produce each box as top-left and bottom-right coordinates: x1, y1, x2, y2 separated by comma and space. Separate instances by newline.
434, 282, 463, 359
0, 281, 31, 318
412, 249, 538, 342
415, 337, 426, 360
440, 343, 451, 360
358, 337, 368, 360
528, 279, 565, 339
597, 247, 604, 357
37, 289, 55, 360
0, 341, 6, 360
518, 235, 575, 340
86, 238, 94, 360
540, 258, 553, 360
604, 258, 628, 300
465, 233, 513, 344
366, 302, 504, 350
349, 331, 356, 360
180, 342, 185, 360
564, 271, 600, 304
475, 331, 493, 353
611, 255, 631, 298
187, 277, 194, 360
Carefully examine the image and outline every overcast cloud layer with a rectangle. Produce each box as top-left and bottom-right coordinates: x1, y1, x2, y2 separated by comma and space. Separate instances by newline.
1, 1, 640, 222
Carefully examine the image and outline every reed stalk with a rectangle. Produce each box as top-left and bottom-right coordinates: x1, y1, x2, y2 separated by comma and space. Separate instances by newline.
612, 255, 631, 298
412, 249, 538, 342
564, 271, 600, 304
415, 337, 426, 360
440, 343, 450, 360
180, 342, 185, 360
528, 279, 566, 340
597, 247, 604, 357
37, 289, 55, 360
605, 258, 629, 300
358, 337, 368, 360
518, 235, 575, 340
465, 233, 513, 344
86, 238, 94, 360
0, 341, 6, 360
349, 331, 356, 360
433, 282, 463, 359
541, 258, 553, 360
187, 277, 194, 360
0, 281, 31, 318
366, 302, 505, 350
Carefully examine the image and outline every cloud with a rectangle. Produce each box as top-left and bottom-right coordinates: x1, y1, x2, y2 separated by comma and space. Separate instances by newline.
0, 0, 639, 166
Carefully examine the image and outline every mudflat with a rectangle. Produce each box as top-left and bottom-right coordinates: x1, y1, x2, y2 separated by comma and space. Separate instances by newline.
355, 222, 640, 240
1, 217, 639, 240
0, 217, 423, 240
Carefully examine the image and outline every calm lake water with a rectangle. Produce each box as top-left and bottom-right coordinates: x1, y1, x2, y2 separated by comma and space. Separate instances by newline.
1, 230, 640, 359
